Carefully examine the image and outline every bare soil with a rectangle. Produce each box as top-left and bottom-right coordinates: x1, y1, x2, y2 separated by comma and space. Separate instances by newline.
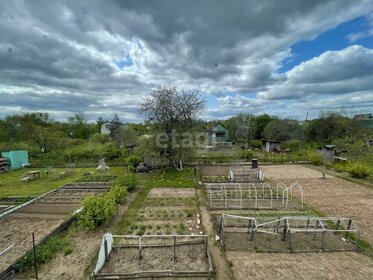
197, 189, 234, 280
200, 164, 251, 177
21, 190, 139, 280
148, 187, 195, 198
1, 183, 111, 275
262, 165, 373, 244
226, 251, 373, 280
0, 214, 65, 272
100, 244, 209, 273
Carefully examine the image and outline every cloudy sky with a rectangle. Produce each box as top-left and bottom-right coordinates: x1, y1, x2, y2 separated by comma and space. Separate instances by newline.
1, 0, 373, 122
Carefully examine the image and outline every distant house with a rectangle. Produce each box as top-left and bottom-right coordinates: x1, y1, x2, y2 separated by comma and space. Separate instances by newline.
100, 122, 111, 135
100, 122, 128, 135
354, 113, 373, 129
317, 145, 335, 162
210, 124, 229, 144
262, 140, 281, 152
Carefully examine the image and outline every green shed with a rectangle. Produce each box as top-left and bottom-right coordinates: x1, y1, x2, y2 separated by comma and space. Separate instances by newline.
211, 124, 229, 143
1, 150, 29, 169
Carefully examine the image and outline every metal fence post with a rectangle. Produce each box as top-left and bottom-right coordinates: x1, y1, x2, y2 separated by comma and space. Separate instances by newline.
32, 232, 38, 279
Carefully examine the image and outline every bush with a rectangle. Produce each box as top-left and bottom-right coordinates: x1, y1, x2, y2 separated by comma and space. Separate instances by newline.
119, 172, 138, 192
281, 140, 303, 151
124, 155, 141, 170
90, 133, 110, 144
242, 149, 254, 160
108, 183, 127, 204
346, 162, 370, 178
80, 194, 116, 229
102, 142, 121, 159
249, 139, 262, 149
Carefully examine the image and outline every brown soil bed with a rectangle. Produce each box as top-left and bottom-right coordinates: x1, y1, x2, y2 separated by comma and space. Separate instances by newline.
0, 214, 66, 271
262, 165, 373, 244
226, 251, 373, 280
100, 243, 209, 274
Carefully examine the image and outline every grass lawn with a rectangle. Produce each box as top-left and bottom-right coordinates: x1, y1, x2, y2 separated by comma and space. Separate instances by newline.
0, 166, 125, 198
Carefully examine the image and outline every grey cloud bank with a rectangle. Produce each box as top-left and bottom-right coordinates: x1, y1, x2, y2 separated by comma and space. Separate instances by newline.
0, 0, 373, 122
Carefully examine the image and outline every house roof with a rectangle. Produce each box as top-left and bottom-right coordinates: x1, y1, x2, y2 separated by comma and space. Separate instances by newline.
212, 124, 227, 132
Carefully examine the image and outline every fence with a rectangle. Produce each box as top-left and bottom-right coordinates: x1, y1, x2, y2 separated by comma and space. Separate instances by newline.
228, 168, 264, 182
92, 234, 213, 279
219, 214, 359, 252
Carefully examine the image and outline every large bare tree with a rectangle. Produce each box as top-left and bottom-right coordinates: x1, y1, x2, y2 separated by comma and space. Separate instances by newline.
140, 85, 205, 168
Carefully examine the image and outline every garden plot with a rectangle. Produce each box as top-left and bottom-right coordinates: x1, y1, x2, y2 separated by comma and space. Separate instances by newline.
261, 165, 373, 244
0, 182, 111, 275
92, 234, 213, 279
200, 164, 263, 183
0, 214, 65, 272
124, 188, 202, 235
226, 251, 373, 280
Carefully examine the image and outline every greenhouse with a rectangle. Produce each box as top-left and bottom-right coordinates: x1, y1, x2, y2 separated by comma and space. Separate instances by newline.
204, 182, 304, 210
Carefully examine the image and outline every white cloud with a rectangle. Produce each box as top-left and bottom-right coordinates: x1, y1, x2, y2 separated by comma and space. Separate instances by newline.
0, 0, 372, 121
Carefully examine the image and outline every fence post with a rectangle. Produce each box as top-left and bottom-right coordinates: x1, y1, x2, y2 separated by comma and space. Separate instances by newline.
287, 231, 292, 251
139, 236, 142, 260
173, 235, 176, 261
32, 232, 38, 279
321, 231, 326, 251
345, 219, 352, 239
281, 219, 287, 241
334, 219, 341, 235
104, 238, 108, 262
205, 235, 208, 258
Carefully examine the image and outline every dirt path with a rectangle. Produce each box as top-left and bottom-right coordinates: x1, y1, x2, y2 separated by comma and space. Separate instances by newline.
262, 165, 373, 245
18, 190, 139, 280
197, 189, 233, 280
227, 251, 373, 280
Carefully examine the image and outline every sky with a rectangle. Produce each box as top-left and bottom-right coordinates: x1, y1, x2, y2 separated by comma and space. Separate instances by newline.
1, 0, 373, 123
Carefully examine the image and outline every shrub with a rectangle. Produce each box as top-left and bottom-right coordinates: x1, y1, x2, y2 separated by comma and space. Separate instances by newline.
80, 194, 116, 229
108, 183, 127, 204
119, 172, 138, 192
90, 133, 110, 144
281, 140, 303, 151
346, 162, 370, 178
249, 139, 262, 149
124, 155, 141, 170
103, 143, 121, 159
242, 149, 254, 160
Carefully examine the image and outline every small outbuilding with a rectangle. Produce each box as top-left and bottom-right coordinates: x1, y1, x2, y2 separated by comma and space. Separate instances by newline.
1, 150, 29, 169
317, 145, 335, 162
261, 140, 281, 152
210, 124, 229, 144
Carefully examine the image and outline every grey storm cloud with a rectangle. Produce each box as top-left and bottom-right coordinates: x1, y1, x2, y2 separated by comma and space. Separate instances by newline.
0, 0, 373, 121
